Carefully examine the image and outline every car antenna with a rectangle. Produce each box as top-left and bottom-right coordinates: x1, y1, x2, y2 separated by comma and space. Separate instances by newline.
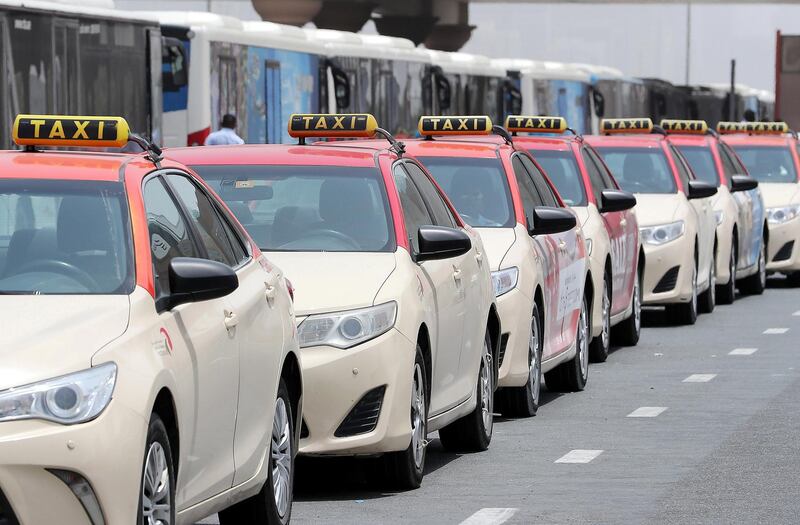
375, 127, 406, 157
128, 133, 164, 167
651, 126, 667, 136
491, 125, 514, 146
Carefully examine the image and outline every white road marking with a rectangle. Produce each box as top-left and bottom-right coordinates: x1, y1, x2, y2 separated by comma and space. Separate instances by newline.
460, 508, 518, 525
683, 374, 717, 383
763, 328, 789, 334
729, 348, 758, 355
555, 449, 603, 463
627, 406, 668, 417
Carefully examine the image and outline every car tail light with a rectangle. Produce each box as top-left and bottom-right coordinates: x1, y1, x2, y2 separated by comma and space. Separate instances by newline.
285, 278, 294, 302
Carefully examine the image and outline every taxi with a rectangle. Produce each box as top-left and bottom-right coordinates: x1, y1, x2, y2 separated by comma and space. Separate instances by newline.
167, 114, 500, 489
586, 119, 718, 325
397, 116, 591, 419
720, 122, 800, 285
511, 116, 641, 363
0, 116, 301, 525
663, 119, 765, 302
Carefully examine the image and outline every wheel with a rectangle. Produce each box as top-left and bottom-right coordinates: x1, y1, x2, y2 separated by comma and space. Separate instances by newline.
699, 253, 716, 313
496, 303, 543, 417
739, 240, 766, 295
666, 261, 698, 325
613, 265, 641, 346
219, 379, 295, 525
439, 329, 494, 452
545, 294, 589, 392
589, 275, 611, 363
381, 347, 427, 490
139, 414, 176, 525
716, 241, 736, 304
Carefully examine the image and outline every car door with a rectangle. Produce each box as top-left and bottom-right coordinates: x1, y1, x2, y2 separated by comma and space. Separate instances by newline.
165, 173, 288, 486
403, 160, 485, 398
143, 175, 239, 508
719, 142, 757, 269
393, 163, 467, 415
672, 146, 715, 279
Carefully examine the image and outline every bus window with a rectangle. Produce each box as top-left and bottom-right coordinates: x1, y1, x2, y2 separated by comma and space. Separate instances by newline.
162, 37, 188, 92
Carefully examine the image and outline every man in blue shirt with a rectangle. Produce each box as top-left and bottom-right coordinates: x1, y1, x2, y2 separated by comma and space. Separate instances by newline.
205, 114, 245, 145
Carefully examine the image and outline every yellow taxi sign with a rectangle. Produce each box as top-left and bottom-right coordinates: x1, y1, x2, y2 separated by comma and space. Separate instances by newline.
288, 114, 378, 138
505, 115, 567, 134
13, 115, 130, 148
742, 121, 790, 135
418, 116, 492, 136
717, 122, 744, 134
661, 119, 708, 134
600, 118, 653, 134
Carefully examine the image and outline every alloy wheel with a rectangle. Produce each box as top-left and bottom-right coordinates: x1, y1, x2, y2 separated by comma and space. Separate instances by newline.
480, 340, 494, 438
529, 315, 542, 407
142, 442, 172, 525
601, 281, 611, 351
578, 299, 589, 379
272, 398, 292, 520
633, 271, 642, 334
411, 363, 426, 470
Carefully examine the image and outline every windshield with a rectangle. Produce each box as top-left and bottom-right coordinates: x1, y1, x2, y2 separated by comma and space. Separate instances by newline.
527, 149, 587, 206
731, 146, 798, 183
0, 180, 133, 295
594, 147, 677, 194
417, 156, 515, 228
191, 165, 394, 252
676, 145, 719, 186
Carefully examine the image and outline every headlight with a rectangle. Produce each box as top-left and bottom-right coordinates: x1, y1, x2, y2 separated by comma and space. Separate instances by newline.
640, 220, 685, 246
491, 267, 519, 297
767, 204, 800, 225
0, 363, 117, 424
298, 302, 397, 349
715, 210, 724, 226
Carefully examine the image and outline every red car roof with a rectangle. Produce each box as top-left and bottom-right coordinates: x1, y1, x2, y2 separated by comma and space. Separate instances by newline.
0, 150, 141, 181
584, 134, 665, 148
399, 137, 504, 158
720, 135, 796, 148
512, 135, 576, 151
165, 143, 381, 168
664, 134, 713, 147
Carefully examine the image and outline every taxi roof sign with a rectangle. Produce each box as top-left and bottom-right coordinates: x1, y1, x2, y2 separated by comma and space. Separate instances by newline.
288, 114, 378, 139
505, 115, 568, 134
742, 121, 790, 135
13, 115, 130, 148
661, 119, 708, 135
600, 118, 654, 134
418, 116, 492, 136
717, 122, 745, 134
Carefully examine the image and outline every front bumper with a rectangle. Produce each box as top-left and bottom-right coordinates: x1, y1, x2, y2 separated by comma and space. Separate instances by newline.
766, 218, 800, 272
0, 401, 146, 524
495, 288, 534, 389
642, 236, 695, 305
298, 328, 416, 456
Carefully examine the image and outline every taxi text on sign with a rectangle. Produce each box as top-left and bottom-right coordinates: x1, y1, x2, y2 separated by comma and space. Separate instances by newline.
418, 116, 492, 136
505, 116, 567, 133
288, 114, 378, 138
13, 115, 130, 147
600, 118, 654, 134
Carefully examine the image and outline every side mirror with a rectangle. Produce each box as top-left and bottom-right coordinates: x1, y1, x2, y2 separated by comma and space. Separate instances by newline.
529, 206, 577, 236
600, 189, 637, 213
416, 226, 471, 262
167, 257, 238, 309
687, 180, 718, 200
730, 175, 759, 193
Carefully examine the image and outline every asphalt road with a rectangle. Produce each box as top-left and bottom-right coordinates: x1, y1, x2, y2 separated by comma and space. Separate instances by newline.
199, 276, 800, 525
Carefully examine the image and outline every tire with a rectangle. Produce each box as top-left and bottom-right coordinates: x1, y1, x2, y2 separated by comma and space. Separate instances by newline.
716, 241, 736, 304
138, 414, 176, 525
496, 303, 543, 418
439, 329, 494, 452
666, 261, 698, 325
614, 265, 641, 346
699, 253, 716, 314
589, 275, 611, 363
739, 240, 766, 295
381, 346, 427, 490
219, 379, 295, 525
545, 294, 589, 392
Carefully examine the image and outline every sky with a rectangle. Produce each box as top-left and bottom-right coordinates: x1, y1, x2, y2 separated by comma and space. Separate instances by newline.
116, 0, 800, 91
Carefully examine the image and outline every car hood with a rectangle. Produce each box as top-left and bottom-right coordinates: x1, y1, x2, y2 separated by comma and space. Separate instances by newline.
633, 193, 683, 227
267, 252, 397, 316
0, 295, 129, 391
473, 227, 517, 271
758, 182, 800, 208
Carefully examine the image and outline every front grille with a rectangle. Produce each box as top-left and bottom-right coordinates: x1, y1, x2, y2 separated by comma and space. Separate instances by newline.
497, 333, 510, 368
653, 265, 680, 293
773, 241, 794, 262
0, 488, 20, 525
334, 385, 386, 438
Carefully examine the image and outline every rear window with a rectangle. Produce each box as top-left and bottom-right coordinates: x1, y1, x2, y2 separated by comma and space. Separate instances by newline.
676, 145, 719, 186
527, 149, 587, 206
191, 165, 394, 252
594, 147, 677, 194
731, 146, 798, 183
417, 156, 515, 228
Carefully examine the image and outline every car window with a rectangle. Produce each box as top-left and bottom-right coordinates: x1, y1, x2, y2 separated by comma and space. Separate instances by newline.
527, 149, 587, 206
143, 177, 200, 298
192, 165, 394, 252
403, 162, 456, 228
520, 155, 559, 207
721, 143, 749, 176
669, 146, 694, 191
581, 148, 607, 202
512, 156, 544, 228
393, 165, 434, 253
676, 145, 720, 187
595, 147, 677, 194
731, 146, 798, 183
417, 156, 515, 228
586, 148, 618, 189
717, 144, 742, 188
167, 174, 238, 267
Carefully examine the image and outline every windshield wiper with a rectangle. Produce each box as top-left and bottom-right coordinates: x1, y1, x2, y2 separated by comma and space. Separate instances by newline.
0, 290, 40, 295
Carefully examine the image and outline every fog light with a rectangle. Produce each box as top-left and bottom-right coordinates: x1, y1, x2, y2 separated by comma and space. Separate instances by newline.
48, 469, 105, 525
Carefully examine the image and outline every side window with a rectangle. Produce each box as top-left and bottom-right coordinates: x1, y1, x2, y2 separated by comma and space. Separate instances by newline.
166, 174, 238, 266
218, 209, 249, 264
587, 148, 618, 189
143, 177, 199, 297
581, 148, 606, 201
403, 162, 457, 228
393, 165, 434, 253
670, 146, 693, 190
719, 143, 747, 183
520, 155, 558, 207
512, 156, 544, 227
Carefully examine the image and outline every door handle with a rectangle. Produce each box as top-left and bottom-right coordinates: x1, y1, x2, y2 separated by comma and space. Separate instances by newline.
558, 240, 567, 251
475, 250, 483, 263
224, 311, 239, 330
265, 281, 277, 302
620, 218, 627, 227
452, 267, 463, 281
